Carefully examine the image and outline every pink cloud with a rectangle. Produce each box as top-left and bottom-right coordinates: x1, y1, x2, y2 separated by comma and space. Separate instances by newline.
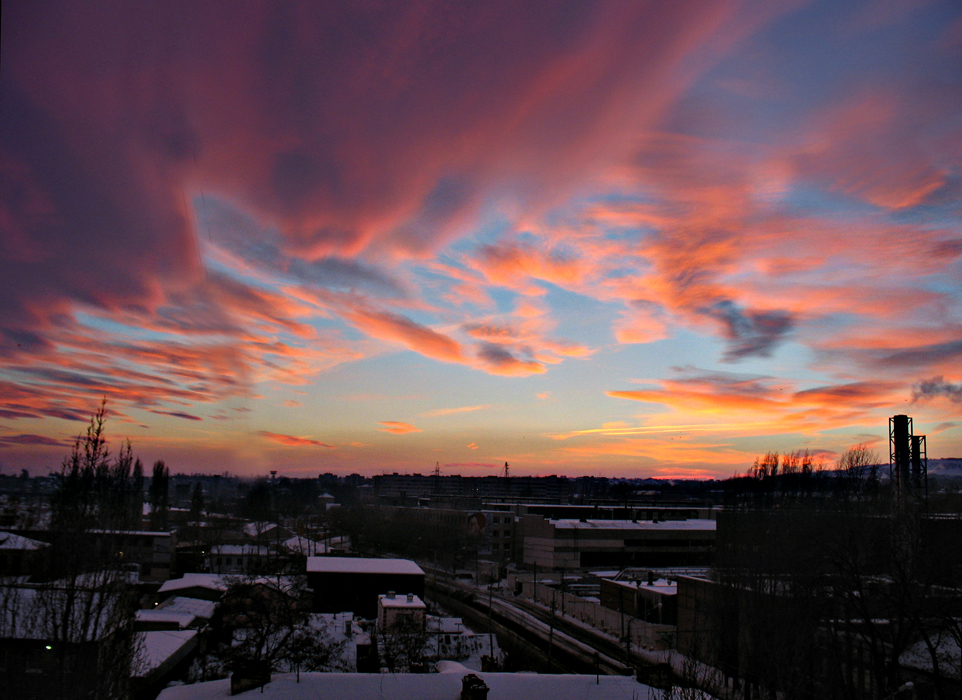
342, 307, 465, 364
258, 431, 335, 448
379, 421, 422, 435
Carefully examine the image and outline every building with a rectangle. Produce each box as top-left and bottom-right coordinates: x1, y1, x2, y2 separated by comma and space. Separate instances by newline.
372, 473, 570, 503
0, 585, 134, 699
520, 516, 716, 569
158, 573, 227, 602
599, 575, 677, 625
90, 529, 175, 582
206, 544, 271, 574
0, 531, 48, 577
307, 557, 425, 619
156, 662, 658, 700
377, 592, 426, 632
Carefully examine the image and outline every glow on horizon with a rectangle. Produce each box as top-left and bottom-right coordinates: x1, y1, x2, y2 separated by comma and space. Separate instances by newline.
0, 1, 960, 478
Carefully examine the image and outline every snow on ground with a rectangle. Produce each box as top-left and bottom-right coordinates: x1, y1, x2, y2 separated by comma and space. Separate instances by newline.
158, 662, 658, 700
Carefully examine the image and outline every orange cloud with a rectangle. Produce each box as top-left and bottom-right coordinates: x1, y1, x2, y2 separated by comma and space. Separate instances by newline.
379, 421, 422, 434
258, 431, 335, 448
343, 307, 465, 364
421, 405, 490, 417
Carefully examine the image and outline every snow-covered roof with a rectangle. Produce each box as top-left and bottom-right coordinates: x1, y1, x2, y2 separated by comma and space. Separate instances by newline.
428, 616, 465, 634
607, 578, 678, 595
134, 630, 198, 677
282, 535, 321, 554
0, 531, 48, 550
158, 596, 217, 620
900, 635, 961, 680
379, 593, 425, 609
136, 609, 197, 628
89, 529, 172, 537
243, 522, 290, 537
158, 573, 227, 595
158, 663, 655, 699
307, 557, 424, 576
552, 518, 716, 531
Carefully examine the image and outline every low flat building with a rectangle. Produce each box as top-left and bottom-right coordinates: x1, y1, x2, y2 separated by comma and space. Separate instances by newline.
307, 557, 425, 619
599, 575, 678, 625
521, 516, 716, 569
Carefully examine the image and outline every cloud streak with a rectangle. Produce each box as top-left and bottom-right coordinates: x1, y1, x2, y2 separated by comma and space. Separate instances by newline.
258, 431, 335, 448
379, 421, 422, 435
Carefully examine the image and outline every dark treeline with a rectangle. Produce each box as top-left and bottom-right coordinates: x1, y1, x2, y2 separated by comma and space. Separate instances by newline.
687, 445, 962, 700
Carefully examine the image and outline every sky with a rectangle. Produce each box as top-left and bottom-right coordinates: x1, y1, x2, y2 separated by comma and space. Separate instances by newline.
1, 0, 960, 479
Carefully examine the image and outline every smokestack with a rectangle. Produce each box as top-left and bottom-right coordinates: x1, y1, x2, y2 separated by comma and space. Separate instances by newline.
911, 435, 923, 486
892, 415, 911, 489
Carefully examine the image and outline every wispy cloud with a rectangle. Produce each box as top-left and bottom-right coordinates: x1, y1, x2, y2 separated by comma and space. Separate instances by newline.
379, 421, 423, 435
421, 404, 491, 418
258, 431, 335, 448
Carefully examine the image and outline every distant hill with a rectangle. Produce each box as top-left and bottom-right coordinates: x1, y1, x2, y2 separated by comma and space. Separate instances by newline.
928, 458, 962, 475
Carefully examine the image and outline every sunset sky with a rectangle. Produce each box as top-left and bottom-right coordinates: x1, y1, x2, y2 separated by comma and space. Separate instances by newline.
2, 1, 960, 478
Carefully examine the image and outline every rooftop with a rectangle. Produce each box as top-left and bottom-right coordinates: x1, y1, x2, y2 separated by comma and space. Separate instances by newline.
158, 596, 216, 620
157, 662, 655, 700
379, 593, 426, 609
0, 531, 48, 550
158, 574, 227, 595
135, 609, 196, 628
551, 518, 716, 531
307, 557, 424, 576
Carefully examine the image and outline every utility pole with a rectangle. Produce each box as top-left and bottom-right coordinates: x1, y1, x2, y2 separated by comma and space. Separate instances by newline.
547, 599, 556, 670
560, 564, 566, 616
488, 582, 494, 658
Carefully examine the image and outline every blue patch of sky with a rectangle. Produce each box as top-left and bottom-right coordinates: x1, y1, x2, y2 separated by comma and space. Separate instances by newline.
444, 212, 516, 255
779, 184, 885, 219
74, 312, 168, 343
539, 283, 617, 347
487, 287, 519, 315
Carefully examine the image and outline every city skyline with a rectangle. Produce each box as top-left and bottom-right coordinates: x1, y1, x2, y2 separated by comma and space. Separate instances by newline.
1, 1, 961, 478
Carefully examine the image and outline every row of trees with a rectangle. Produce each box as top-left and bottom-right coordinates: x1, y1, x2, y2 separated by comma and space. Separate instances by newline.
689, 446, 962, 700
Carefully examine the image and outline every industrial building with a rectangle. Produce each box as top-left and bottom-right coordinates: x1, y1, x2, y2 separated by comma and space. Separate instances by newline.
307, 557, 425, 619
520, 516, 716, 569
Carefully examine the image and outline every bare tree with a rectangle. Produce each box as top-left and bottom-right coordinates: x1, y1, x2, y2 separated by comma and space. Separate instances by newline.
377, 615, 429, 673
0, 401, 143, 699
